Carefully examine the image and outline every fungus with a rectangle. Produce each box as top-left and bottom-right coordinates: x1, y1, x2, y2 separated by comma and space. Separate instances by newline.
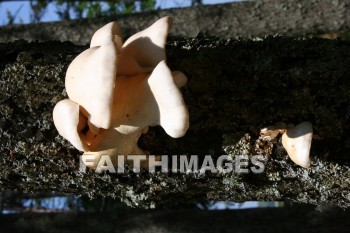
53, 99, 89, 152
53, 17, 189, 169
281, 122, 313, 168
260, 121, 313, 168
260, 122, 287, 141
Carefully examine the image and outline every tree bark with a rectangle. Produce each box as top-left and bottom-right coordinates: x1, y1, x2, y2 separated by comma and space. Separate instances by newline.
1, 0, 350, 44
1, 36, 350, 208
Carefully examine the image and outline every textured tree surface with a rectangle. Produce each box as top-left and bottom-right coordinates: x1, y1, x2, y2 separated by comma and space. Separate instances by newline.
1, 36, 350, 209
0, 205, 350, 233
1, 0, 350, 44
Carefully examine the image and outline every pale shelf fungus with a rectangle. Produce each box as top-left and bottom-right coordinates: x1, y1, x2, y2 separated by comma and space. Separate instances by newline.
53, 17, 189, 169
260, 121, 313, 168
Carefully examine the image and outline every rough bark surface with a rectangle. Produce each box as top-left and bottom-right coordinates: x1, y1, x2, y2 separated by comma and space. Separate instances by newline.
1, 0, 350, 44
1, 36, 350, 208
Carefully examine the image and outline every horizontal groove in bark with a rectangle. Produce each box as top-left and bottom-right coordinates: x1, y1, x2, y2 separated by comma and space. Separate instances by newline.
0, 36, 350, 208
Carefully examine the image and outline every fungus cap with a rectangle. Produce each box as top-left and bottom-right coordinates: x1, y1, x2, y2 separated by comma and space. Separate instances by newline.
282, 121, 313, 168
53, 99, 89, 151
121, 16, 172, 69
65, 36, 118, 130
90, 21, 122, 50
148, 61, 189, 138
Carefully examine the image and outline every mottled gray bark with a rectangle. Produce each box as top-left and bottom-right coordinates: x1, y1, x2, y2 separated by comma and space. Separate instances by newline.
1, 35, 350, 208
1, 0, 350, 44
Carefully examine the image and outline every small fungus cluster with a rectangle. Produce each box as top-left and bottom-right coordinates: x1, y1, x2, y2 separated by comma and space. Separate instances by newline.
53, 17, 189, 169
260, 121, 313, 168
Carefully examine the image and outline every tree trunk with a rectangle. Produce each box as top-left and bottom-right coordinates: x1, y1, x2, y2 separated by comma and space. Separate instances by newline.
1, 0, 350, 44
1, 36, 350, 208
